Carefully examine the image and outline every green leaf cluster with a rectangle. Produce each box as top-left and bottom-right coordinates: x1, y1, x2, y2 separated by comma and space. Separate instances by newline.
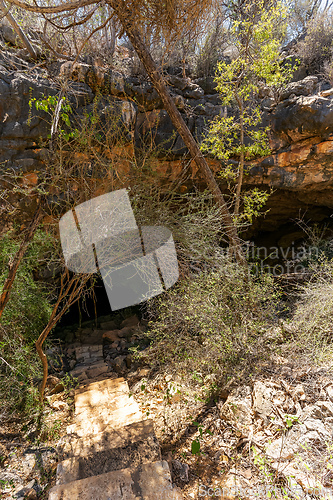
0, 228, 58, 420
0, 229, 56, 339
29, 94, 77, 142
201, 0, 299, 223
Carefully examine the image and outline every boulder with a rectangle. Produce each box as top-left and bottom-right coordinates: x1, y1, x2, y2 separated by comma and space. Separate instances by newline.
252, 381, 276, 421
100, 320, 118, 330
193, 76, 217, 94
43, 376, 64, 395
135, 109, 176, 153
166, 75, 189, 91
280, 75, 318, 101
173, 94, 185, 110
117, 327, 136, 340
0, 21, 23, 47
103, 330, 121, 342
86, 362, 109, 379
113, 355, 127, 374
104, 70, 126, 95
270, 90, 333, 147
120, 315, 140, 329
218, 385, 253, 428
171, 460, 189, 482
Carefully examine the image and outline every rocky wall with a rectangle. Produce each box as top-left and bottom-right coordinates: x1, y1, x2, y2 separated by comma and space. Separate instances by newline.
1, 48, 333, 234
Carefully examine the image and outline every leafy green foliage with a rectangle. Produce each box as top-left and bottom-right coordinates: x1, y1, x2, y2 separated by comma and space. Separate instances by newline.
0, 229, 55, 339
0, 229, 57, 421
242, 188, 271, 224
191, 438, 201, 455
29, 93, 77, 142
135, 259, 278, 381
201, 0, 298, 224
191, 421, 213, 455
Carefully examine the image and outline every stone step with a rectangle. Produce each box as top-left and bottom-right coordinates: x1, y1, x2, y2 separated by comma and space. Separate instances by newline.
75, 391, 131, 417
48, 461, 183, 500
74, 377, 129, 411
62, 420, 155, 458
78, 329, 110, 345
70, 361, 110, 381
56, 432, 161, 484
75, 345, 104, 363
75, 377, 127, 396
66, 403, 143, 437
74, 396, 139, 422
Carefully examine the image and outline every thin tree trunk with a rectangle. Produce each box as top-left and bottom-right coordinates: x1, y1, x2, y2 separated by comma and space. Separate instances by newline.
234, 95, 244, 218
108, 15, 116, 57
36, 299, 62, 402
50, 90, 65, 153
0, 0, 37, 58
111, 2, 246, 265
36, 272, 91, 401
0, 206, 43, 329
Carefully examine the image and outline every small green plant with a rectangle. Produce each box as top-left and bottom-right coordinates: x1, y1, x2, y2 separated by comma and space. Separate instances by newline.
192, 371, 203, 384
252, 447, 276, 495
163, 384, 181, 404
48, 419, 62, 441
0, 478, 15, 490
284, 414, 299, 429
29, 93, 77, 142
190, 421, 213, 456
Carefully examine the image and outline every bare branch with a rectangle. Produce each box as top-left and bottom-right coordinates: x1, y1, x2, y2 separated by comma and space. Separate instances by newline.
0, 0, 37, 58
72, 13, 113, 63
7, 0, 97, 15
50, 89, 65, 151
39, 32, 73, 60
42, 4, 98, 31
36, 271, 91, 400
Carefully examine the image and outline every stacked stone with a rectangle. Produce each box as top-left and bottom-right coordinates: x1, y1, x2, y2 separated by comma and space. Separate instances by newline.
48, 377, 183, 499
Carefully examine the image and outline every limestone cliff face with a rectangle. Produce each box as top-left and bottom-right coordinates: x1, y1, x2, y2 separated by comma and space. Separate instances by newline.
1, 48, 333, 233
244, 82, 333, 230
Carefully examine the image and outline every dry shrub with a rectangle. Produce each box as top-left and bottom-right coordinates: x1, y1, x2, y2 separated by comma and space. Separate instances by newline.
288, 259, 333, 362
132, 248, 277, 384
128, 178, 279, 385
130, 185, 230, 277
296, 14, 333, 75
195, 18, 228, 78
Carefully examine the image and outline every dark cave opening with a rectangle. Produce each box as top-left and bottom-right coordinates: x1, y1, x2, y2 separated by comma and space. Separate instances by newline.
55, 274, 144, 331
53, 195, 333, 334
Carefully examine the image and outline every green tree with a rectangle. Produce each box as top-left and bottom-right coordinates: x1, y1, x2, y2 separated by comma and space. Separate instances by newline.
202, 0, 297, 226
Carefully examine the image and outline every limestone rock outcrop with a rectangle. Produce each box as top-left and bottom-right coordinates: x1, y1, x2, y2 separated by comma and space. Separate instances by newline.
1, 43, 333, 233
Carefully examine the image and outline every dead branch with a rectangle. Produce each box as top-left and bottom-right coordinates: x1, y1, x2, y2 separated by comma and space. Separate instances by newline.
0, 0, 37, 58
7, 0, 97, 14
36, 270, 91, 401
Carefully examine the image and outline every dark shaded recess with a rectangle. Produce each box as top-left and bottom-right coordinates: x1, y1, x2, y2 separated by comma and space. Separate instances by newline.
54, 274, 144, 330
241, 189, 333, 239
52, 186, 333, 332
252, 219, 333, 258
55, 275, 110, 329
